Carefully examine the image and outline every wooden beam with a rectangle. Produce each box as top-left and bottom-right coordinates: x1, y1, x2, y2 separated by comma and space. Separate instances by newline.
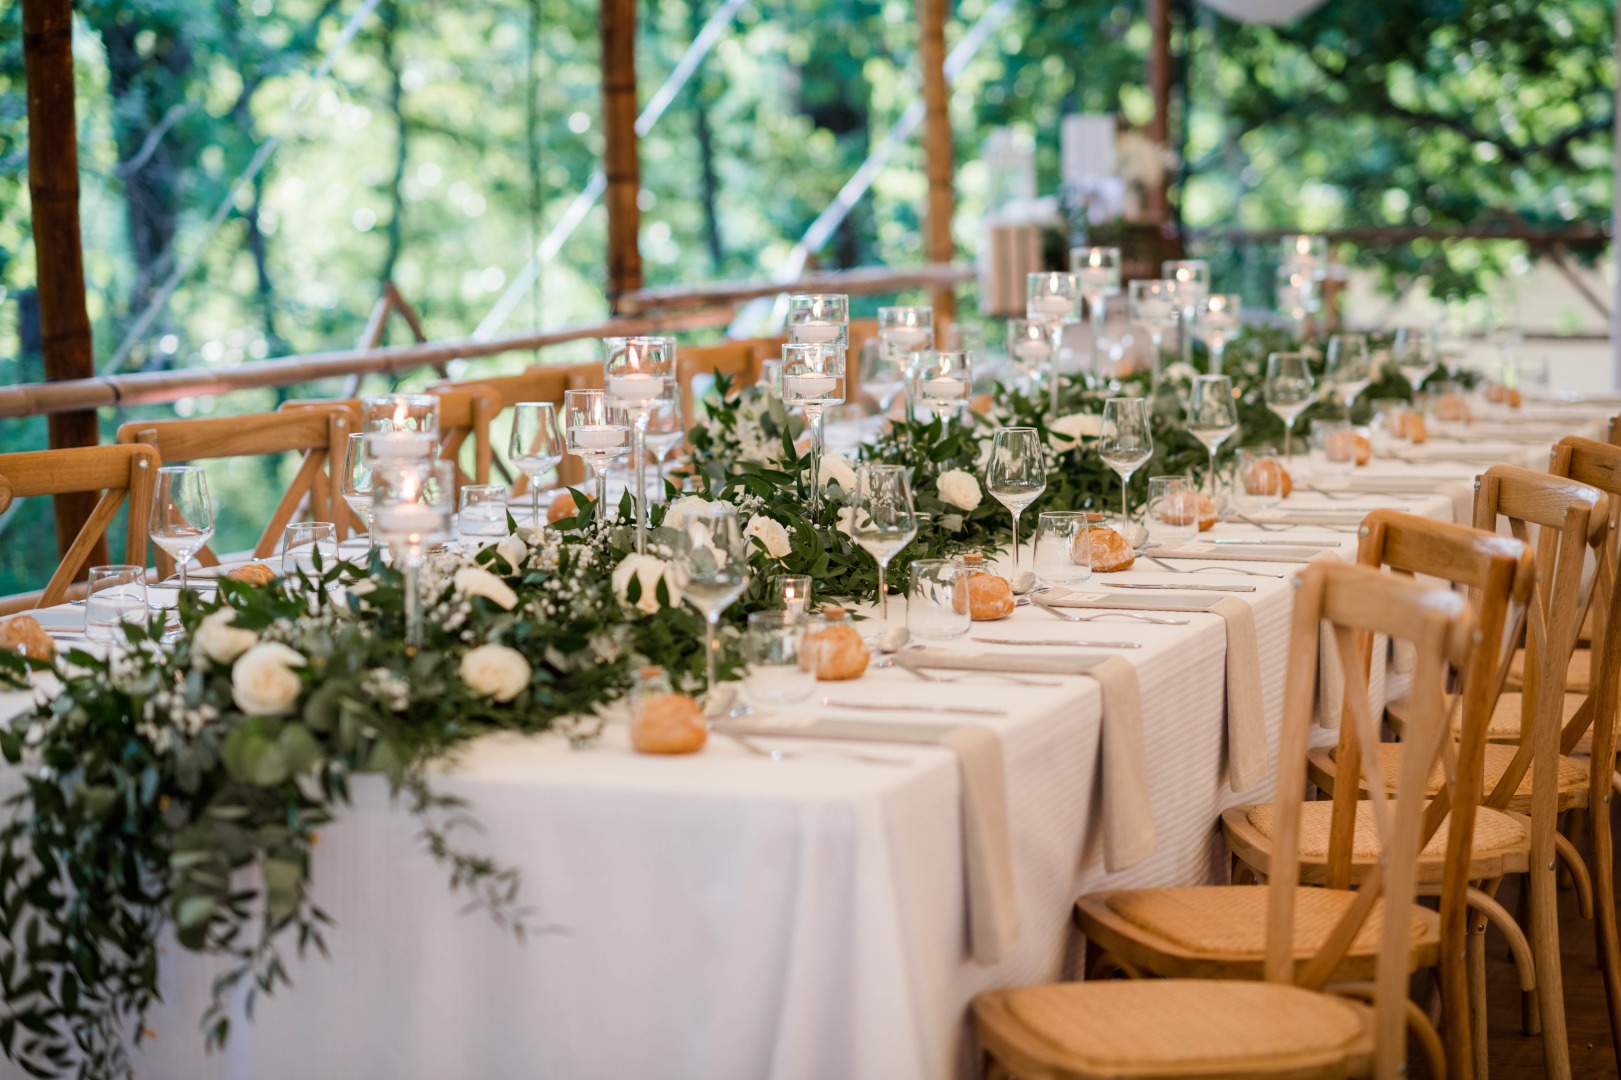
920, 0, 956, 322
23, 0, 106, 566
1146, 0, 1172, 226
600, 0, 642, 310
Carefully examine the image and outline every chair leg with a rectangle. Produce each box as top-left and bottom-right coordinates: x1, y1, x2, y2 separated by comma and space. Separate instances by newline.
1528, 858, 1573, 1079
1589, 791, 1621, 1077
1470, 882, 1539, 1037
1468, 919, 1490, 1080
1552, 830, 1595, 919
1082, 936, 1103, 983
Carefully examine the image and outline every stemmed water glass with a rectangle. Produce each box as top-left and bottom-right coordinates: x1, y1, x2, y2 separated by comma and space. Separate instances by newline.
1163, 259, 1209, 368
1393, 326, 1438, 395
604, 336, 675, 554
1186, 374, 1239, 500
780, 342, 845, 512
341, 433, 376, 553
1128, 279, 1179, 389
851, 464, 917, 637
150, 465, 215, 592
985, 427, 1046, 574
668, 501, 750, 702
644, 386, 686, 495
1027, 272, 1081, 417
1196, 294, 1242, 375
913, 350, 972, 423
1263, 352, 1316, 467
1324, 334, 1372, 411
564, 389, 632, 512
510, 401, 565, 531
1099, 398, 1153, 541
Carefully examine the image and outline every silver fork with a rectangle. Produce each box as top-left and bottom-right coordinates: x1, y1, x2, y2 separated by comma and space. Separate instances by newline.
878, 658, 1061, 687
1231, 512, 1359, 534
726, 732, 908, 766
1032, 596, 1189, 625
1140, 553, 1284, 579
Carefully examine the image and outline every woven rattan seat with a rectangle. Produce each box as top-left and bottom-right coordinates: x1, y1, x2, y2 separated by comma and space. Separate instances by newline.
973, 979, 1373, 1079
1471, 691, 1588, 743
1506, 645, 1590, 692
1359, 743, 1589, 813
1104, 886, 1435, 958
1244, 801, 1526, 861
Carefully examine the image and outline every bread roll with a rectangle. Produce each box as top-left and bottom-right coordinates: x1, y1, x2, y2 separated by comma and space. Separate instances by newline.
1160, 490, 1218, 531
1433, 393, 1472, 423
953, 553, 1014, 620
1241, 459, 1292, 499
225, 562, 276, 586
1325, 429, 1373, 466
805, 606, 870, 680
548, 491, 591, 524
1078, 526, 1135, 572
631, 692, 708, 754
0, 615, 54, 660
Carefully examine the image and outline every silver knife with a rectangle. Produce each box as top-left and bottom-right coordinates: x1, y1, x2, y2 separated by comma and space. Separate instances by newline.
1103, 582, 1256, 593
820, 698, 1007, 717
971, 636, 1142, 649
1211, 538, 1342, 547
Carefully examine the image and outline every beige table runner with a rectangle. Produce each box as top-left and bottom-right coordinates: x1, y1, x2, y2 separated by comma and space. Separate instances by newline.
718, 716, 1020, 965
901, 648, 1155, 872
1043, 590, 1267, 793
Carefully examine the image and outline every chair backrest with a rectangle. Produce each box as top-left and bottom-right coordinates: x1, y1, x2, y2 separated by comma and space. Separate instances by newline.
1270, 561, 1474, 1077
678, 340, 758, 424
117, 405, 356, 570
429, 363, 600, 488
0, 444, 160, 609
1472, 463, 1603, 810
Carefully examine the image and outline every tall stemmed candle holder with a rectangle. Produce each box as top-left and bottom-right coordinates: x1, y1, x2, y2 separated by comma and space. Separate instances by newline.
604, 336, 675, 554
371, 458, 455, 649
1163, 259, 1210, 369
362, 393, 439, 462
564, 389, 632, 513
1128, 279, 1179, 391
1006, 320, 1053, 392
913, 350, 973, 424
1071, 246, 1121, 383
779, 343, 845, 513
878, 306, 933, 425
1196, 294, 1242, 375
1279, 235, 1327, 340
1026, 272, 1081, 418
787, 294, 849, 349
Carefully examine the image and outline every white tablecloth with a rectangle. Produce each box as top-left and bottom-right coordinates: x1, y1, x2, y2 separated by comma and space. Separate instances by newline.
0, 405, 1608, 1080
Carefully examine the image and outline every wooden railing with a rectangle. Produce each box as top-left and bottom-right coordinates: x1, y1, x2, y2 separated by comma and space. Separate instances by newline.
0, 263, 972, 420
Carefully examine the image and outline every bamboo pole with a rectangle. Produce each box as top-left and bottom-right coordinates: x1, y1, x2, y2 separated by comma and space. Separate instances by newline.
919, 0, 956, 322
600, 0, 642, 310
1146, 0, 1172, 227
619, 262, 970, 316
23, 0, 106, 565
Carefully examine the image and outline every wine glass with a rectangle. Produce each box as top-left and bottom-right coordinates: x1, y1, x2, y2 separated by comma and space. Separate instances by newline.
1392, 326, 1438, 395
564, 389, 632, 511
859, 338, 905, 414
341, 432, 376, 551
1162, 259, 1209, 368
150, 465, 215, 592
779, 342, 846, 511
913, 350, 972, 422
1099, 398, 1153, 542
851, 464, 917, 636
644, 386, 686, 495
1196, 294, 1242, 375
1263, 352, 1316, 467
985, 427, 1046, 574
669, 501, 750, 701
1128, 279, 1179, 387
604, 336, 675, 554
510, 401, 565, 531
1324, 333, 1372, 410
1186, 374, 1239, 500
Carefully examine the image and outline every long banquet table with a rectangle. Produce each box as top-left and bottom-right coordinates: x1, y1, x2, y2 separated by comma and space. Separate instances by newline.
0, 402, 1611, 1080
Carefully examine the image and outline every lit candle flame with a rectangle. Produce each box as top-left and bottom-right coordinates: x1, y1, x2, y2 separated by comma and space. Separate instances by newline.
392, 401, 409, 431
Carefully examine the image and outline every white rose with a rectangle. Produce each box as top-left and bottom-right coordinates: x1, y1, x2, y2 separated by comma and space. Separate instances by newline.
937, 469, 983, 511
835, 507, 857, 538
194, 608, 257, 665
820, 454, 858, 492
743, 515, 792, 559
494, 533, 529, 571
663, 495, 716, 530
612, 553, 681, 614
454, 566, 519, 611
1048, 412, 1102, 449
231, 642, 306, 717
1163, 361, 1199, 383
459, 644, 531, 703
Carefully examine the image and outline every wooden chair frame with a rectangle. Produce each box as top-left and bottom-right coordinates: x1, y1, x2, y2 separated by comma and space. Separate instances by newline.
117, 404, 356, 574
0, 444, 159, 610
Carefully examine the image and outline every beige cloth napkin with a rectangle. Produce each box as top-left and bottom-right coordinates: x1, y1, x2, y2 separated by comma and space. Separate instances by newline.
1045, 591, 1267, 793
900, 648, 1155, 870
720, 717, 1020, 964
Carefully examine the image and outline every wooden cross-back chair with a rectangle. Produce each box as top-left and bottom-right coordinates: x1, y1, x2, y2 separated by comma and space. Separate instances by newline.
428, 362, 600, 490
975, 562, 1475, 1080
117, 404, 356, 576
1079, 513, 1527, 1080
280, 386, 500, 491
0, 445, 160, 614
679, 339, 764, 425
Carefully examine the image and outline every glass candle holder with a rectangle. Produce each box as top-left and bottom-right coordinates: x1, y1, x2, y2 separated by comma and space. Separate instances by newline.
604, 336, 676, 555
788, 294, 849, 349
776, 574, 813, 622
780, 342, 846, 511
914, 350, 973, 418
878, 306, 933, 424
362, 394, 439, 436
372, 459, 456, 648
